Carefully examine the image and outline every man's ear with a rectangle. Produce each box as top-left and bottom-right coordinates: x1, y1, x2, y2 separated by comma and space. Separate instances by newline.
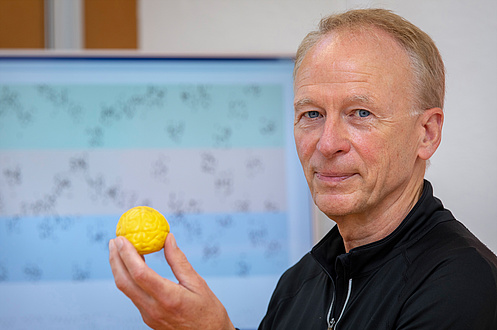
418, 107, 444, 160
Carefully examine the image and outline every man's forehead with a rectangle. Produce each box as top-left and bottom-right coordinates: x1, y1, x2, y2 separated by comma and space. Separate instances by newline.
294, 28, 412, 93
297, 27, 410, 78
296, 61, 375, 84
294, 56, 382, 96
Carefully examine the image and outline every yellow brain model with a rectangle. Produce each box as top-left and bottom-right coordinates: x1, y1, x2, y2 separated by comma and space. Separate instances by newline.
116, 206, 170, 255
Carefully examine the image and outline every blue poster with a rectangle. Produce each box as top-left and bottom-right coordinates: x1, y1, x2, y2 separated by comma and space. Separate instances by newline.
0, 57, 311, 329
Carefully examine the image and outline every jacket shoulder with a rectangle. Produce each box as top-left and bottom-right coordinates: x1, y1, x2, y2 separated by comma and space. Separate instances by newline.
405, 218, 497, 277
398, 219, 497, 328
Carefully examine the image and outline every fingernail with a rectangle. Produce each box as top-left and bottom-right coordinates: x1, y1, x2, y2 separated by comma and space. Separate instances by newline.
169, 233, 177, 249
115, 237, 124, 250
109, 239, 115, 252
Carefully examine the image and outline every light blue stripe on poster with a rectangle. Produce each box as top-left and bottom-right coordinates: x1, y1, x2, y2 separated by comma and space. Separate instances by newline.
0, 212, 289, 282
0, 83, 285, 150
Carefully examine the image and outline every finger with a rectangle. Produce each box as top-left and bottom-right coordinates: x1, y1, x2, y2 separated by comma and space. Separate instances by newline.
164, 233, 203, 292
109, 238, 152, 304
115, 236, 180, 298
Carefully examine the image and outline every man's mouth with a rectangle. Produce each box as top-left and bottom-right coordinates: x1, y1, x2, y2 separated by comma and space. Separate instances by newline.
315, 172, 356, 183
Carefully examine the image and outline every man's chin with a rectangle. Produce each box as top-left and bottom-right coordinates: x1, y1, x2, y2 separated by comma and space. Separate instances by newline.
313, 192, 360, 218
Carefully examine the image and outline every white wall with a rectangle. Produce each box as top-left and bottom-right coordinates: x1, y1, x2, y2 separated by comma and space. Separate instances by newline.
139, 0, 347, 56
139, 0, 497, 253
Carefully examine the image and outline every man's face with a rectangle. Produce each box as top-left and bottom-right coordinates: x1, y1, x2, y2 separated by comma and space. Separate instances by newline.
294, 28, 426, 221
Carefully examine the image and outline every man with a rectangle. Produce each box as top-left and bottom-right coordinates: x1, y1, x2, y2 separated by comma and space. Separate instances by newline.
109, 8, 497, 329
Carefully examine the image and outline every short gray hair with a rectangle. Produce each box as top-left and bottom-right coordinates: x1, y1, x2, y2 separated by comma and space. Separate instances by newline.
294, 8, 445, 111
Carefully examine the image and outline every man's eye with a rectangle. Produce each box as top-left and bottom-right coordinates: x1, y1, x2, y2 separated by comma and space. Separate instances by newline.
356, 109, 371, 118
305, 111, 321, 119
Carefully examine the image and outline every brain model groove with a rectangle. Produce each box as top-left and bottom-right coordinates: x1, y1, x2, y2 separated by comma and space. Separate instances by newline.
116, 206, 170, 255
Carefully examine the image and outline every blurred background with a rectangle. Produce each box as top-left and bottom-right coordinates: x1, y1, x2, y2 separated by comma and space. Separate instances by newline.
1, 0, 496, 329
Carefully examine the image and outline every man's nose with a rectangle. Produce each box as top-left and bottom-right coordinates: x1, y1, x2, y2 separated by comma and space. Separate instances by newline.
316, 117, 351, 157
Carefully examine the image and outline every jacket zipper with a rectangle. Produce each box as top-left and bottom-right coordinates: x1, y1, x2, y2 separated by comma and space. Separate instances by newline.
327, 291, 335, 330
328, 278, 352, 330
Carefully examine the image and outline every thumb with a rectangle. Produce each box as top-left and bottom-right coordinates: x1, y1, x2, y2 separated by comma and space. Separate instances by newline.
164, 233, 202, 291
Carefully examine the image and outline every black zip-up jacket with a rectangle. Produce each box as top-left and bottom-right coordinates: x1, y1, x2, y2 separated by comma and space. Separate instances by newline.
258, 181, 497, 329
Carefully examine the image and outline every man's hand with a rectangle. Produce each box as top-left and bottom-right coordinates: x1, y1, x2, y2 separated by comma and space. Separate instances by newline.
109, 233, 235, 330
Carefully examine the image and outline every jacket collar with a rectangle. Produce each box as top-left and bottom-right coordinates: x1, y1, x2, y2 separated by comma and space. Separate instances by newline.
311, 180, 449, 279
